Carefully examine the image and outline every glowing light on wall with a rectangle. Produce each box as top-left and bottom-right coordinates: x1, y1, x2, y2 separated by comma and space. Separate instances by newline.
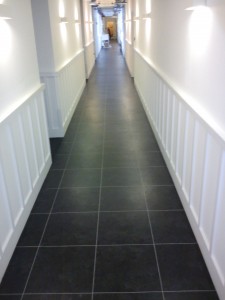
135, 1, 139, 19
73, 6, 80, 37
189, 6, 212, 56
0, 4, 12, 19
0, 19, 12, 63
59, 1, 68, 42
59, 1, 65, 17
146, 0, 151, 14
60, 23, 67, 43
74, 5, 79, 21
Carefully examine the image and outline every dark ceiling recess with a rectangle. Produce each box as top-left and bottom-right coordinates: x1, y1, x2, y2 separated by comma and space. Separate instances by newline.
90, 0, 127, 17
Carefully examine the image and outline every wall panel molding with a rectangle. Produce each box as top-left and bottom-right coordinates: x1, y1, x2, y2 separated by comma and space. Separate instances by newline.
134, 49, 225, 300
0, 86, 51, 282
41, 50, 86, 137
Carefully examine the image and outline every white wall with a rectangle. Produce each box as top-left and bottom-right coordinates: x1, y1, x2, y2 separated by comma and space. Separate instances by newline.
93, 8, 103, 58
48, 0, 83, 71
0, 0, 40, 121
135, 0, 225, 133
117, 8, 125, 55
124, 0, 225, 299
81, 0, 96, 78
124, 0, 134, 75
31, 0, 55, 73
31, 0, 86, 137
0, 0, 51, 282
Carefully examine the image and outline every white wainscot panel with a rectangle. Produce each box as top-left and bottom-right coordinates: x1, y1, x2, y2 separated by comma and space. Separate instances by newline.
212, 151, 225, 286
165, 90, 173, 157
41, 51, 86, 138
199, 135, 222, 249
134, 49, 225, 300
0, 126, 24, 225
175, 101, 186, 184
170, 95, 179, 170
189, 121, 207, 223
0, 163, 14, 253
182, 111, 195, 201
10, 115, 33, 205
0, 86, 51, 282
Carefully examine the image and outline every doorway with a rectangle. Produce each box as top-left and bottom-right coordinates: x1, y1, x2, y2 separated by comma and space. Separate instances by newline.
106, 19, 117, 39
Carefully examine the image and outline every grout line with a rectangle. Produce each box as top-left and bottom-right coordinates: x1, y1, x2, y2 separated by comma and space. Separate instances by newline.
40, 184, 175, 190
20, 103, 87, 300
135, 152, 166, 300
1, 289, 217, 297
31, 209, 184, 215
91, 77, 107, 300
50, 165, 168, 171
16, 242, 198, 249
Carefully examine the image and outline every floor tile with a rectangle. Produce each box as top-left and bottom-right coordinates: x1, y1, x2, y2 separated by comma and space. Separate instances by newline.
102, 168, 141, 187
103, 152, 137, 168
17, 214, 48, 246
67, 152, 102, 168
63, 129, 76, 142
140, 167, 173, 186
32, 189, 57, 213
100, 187, 146, 211
137, 151, 166, 167
104, 130, 132, 141
51, 155, 68, 170
51, 142, 73, 155
72, 138, 103, 153
94, 293, 163, 300
74, 135, 103, 146
156, 244, 215, 291
104, 139, 135, 153
50, 138, 72, 157
23, 294, 91, 299
0, 296, 21, 299
42, 170, 63, 189
61, 169, 101, 188
145, 186, 182, 210
80, 111, 104, 123
0, 248, 36, 293
25, 247, 95, 293
94, 245, 161, 292
76, 131, 103, 141
150, 211, 196, 244
53, 188, 100, 212
42, 213, 98, 245
98, 212, 152, 245
132, 134, 157, 145
105, 125, 130, 136
164, 291, 219, 300
77, 124, 103, 136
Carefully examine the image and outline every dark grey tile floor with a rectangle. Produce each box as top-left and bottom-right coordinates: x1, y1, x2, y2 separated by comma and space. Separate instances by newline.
0, 43, 219, 300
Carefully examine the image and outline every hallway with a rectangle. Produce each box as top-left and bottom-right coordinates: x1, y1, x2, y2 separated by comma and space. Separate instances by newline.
0, 43, 218, 300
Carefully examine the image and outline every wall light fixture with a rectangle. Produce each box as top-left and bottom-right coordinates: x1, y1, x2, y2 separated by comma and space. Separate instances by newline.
142, 12, 151, 20
133, 16, 140, 21
185, 0, 207, 10
60, 17, 69, 23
